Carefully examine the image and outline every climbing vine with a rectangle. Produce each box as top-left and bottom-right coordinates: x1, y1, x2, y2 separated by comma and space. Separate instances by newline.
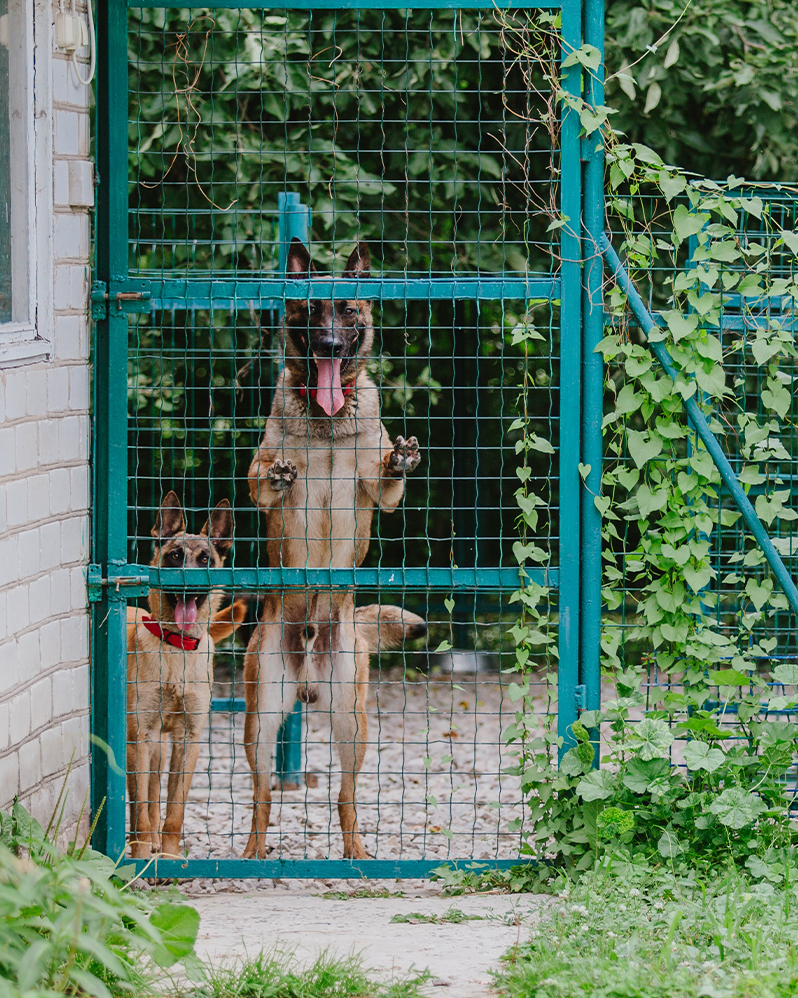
497, 11, 798, 882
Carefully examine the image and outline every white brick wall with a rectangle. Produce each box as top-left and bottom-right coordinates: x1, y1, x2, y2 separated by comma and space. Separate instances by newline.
0, 0, 92, 840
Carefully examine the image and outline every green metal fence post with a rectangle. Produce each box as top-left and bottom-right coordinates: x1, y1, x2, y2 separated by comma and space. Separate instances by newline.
558, 0, 583, 757
274, 193, 310, 785
277, 192, 312, 288
580, 0, 605, 728
275, 701, 304, 786
92, 0, 131, 859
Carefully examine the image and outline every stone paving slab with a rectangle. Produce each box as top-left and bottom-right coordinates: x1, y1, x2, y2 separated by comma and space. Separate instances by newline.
188, 887, 548, 997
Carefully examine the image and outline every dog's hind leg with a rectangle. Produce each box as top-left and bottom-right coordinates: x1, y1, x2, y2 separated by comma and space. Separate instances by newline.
332, 703, 368, 859
329, 637, 369, 860
242, 620, 296, 859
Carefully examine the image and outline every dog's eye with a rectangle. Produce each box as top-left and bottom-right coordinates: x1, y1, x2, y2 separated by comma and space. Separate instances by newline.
198, 552, 209, 565
344, 306, 355, 316
168, 550, 182, 563
309, 303, 317, 314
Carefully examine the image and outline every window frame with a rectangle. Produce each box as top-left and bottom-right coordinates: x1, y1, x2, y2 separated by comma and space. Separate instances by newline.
0, 0, 52, 368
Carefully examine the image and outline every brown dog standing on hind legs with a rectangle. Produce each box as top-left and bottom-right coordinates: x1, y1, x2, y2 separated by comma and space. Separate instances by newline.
126, 492, 238, 859
243, 237, 423, 860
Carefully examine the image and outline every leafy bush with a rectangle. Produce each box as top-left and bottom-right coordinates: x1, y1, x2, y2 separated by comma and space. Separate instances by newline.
496, 17, 798, 887
536, 702, 798, 876
0, 800, 200, 998
606, 0, 798, 182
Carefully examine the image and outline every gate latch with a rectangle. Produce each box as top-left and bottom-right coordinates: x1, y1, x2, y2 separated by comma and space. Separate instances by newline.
90, 280, 152, 320
88, 564, 151, 602
113, 291, 148, 310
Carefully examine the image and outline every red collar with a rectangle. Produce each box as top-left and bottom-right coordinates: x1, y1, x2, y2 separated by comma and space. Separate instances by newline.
142, 616, 201, 651
298, 382, 356, 400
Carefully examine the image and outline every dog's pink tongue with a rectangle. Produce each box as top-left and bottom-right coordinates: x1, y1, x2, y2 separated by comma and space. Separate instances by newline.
174, 597, 198, 630
315, 357, 345, 416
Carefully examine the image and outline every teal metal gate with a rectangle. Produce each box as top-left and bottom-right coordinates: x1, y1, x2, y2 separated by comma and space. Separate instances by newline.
91, 0, 604, 877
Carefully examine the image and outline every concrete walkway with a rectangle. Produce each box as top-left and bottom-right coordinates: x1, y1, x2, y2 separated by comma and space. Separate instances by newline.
188, 883, 548, 997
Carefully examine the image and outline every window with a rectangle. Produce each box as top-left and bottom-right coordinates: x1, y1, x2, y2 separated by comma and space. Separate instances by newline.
0, 0, 51, 366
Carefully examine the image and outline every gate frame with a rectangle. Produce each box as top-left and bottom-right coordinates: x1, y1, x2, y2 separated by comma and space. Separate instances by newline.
90, 0, 603, 876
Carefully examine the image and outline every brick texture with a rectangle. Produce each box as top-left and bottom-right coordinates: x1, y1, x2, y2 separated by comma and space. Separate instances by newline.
0, 5, 92, 843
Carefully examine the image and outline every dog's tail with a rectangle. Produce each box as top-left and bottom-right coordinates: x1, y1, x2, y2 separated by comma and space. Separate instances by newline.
354, 605, 427, 651
209, 597, 250, 644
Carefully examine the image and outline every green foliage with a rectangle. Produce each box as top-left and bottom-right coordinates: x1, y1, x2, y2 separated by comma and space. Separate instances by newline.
494, 9, 798, 888
389, 908, 483, 924
430, 861, 542, 897
182, 950, 431, 998
496, 868, 798, 998
606, 0, 798, 181
531, 695, 798, 874
0, 800, 200, 998
129, 6, 544, 275
503, 298, 559, 784
505, 149, 798, 878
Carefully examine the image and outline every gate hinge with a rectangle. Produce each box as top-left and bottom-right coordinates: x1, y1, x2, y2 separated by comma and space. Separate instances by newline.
574, 684, 587, 711
90, 281, 108, 320
88, 563, 151, 602
90, 280, 152, 320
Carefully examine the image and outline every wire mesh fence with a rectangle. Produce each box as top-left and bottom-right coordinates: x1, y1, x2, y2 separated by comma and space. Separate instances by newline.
602, 186, 798, 737
117, 4, 569, 871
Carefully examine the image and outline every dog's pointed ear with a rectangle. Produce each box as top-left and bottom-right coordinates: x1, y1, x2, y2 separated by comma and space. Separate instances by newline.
342, 241, 370, 279
286, 237, 315, 277
152, 492, 185, 541
201, 499, 233, 557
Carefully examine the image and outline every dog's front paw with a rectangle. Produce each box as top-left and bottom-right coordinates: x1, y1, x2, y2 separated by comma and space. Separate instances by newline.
266, 459, 298, 492
385, 435, 421, 476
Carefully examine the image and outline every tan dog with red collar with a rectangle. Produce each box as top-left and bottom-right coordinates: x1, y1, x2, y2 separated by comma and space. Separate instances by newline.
126, 492, 239, 859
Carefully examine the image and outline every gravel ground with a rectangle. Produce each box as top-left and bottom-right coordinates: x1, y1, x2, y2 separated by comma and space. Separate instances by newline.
173, 662, 551, 870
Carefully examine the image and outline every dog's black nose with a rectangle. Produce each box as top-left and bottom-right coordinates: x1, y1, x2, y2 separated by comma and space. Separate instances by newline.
313, 330, 345, 357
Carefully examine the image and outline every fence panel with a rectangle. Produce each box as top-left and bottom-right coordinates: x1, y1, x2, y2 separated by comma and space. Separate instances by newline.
92, 0, 593, 877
